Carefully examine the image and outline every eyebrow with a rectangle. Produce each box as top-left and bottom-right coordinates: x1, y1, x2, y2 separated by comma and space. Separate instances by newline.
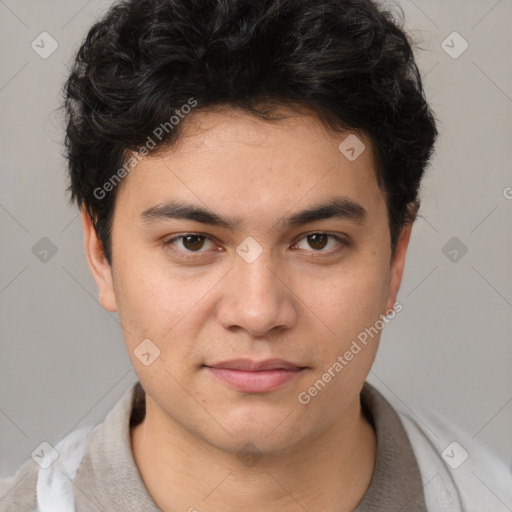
140, 196, 367, 232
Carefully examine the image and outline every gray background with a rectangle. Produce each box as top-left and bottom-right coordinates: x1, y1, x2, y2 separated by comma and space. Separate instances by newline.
1, 0, 511, 477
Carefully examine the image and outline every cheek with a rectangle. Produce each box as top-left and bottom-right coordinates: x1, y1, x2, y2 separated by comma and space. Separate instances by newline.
294, 261, 390, 416
114, 272, 188, 339
111, 254, 224, 359
303, 256, 391, 348
112, 268, 202, 396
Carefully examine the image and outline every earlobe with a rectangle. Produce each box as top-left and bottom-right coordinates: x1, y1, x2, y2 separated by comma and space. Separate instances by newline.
80, 209, 118, 312
384, 222, 413, 314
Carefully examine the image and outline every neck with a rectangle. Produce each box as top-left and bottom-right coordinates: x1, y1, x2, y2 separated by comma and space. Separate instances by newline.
130, 393, 376, 512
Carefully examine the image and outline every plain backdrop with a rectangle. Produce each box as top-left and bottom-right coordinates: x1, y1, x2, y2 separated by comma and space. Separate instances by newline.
1, 0, 511, 477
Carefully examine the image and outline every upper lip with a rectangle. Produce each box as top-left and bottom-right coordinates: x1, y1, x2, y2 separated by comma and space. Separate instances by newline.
205, 358, 304, 371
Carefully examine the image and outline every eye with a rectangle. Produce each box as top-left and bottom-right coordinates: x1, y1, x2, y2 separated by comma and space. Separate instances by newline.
292, 233, 347, 253
164, 233, 216, 258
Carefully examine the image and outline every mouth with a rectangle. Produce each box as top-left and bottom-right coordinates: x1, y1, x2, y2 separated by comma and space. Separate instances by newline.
203, 358, 307, 393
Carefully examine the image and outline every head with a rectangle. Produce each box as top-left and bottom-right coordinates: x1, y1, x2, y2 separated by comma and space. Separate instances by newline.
64, 0, 437, 455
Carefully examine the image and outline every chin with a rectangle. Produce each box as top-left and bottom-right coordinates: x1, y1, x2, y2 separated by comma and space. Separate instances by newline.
200, 409, 309, 457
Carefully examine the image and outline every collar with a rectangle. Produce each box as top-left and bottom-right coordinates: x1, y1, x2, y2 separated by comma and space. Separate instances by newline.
73, 380, 427, 511
353, 381, 428, 511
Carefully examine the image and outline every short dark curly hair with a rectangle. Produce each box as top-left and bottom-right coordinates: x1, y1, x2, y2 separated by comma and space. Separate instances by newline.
63, 0, 438, 265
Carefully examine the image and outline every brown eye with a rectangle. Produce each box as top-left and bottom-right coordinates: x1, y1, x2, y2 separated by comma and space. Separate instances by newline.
294, 233, 346, 253
307, 233, 328, 250
181, 235, 206, 251
293, 232, 350, 256
164, 233, 215, 258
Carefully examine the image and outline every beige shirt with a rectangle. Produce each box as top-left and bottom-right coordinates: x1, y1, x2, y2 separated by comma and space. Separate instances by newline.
0, 380, 429, 511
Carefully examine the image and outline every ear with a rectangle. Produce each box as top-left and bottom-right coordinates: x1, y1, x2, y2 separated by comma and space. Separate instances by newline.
81, 209, 118, 312
384, 221, 413, 313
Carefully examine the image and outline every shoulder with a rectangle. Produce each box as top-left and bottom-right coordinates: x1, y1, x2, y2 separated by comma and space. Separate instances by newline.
0, 457, 39, 512
1, 424, 95, 512
395, 399, 512, 512
0, 382, 139, 512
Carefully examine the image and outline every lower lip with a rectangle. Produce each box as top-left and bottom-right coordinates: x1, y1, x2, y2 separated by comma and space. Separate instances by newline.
205, 367, 304, 393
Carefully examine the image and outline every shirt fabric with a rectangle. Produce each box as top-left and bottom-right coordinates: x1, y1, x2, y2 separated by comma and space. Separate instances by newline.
0, 380, 510, 511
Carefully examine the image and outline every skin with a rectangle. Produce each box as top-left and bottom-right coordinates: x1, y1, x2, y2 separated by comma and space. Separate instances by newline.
82, 106, 413, 512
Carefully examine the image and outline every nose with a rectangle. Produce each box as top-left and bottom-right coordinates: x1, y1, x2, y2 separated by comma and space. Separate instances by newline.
216, 249, 298, 337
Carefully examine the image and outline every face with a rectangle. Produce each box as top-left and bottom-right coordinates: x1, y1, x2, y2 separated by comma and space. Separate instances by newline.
84, 107, 411, 456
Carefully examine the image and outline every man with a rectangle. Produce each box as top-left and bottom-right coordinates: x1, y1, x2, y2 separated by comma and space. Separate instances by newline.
1, 0, 511, 510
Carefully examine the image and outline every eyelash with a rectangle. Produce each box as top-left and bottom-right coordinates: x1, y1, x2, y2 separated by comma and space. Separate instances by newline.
163, 232, 349, 260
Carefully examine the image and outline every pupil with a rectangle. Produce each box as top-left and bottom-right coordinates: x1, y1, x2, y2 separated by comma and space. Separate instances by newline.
308, 234, 327, 250
183, 235, 204, 251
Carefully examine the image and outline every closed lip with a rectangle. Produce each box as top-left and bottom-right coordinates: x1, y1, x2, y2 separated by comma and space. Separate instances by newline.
204, 358, 305, 371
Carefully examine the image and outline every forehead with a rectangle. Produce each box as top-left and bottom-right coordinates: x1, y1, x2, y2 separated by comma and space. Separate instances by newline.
154, 106, 376, 170
114, 107, 385, 224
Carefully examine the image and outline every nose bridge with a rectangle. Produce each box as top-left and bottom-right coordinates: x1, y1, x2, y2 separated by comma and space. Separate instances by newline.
237, 250, 279, 301
218, 245, 297, 335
